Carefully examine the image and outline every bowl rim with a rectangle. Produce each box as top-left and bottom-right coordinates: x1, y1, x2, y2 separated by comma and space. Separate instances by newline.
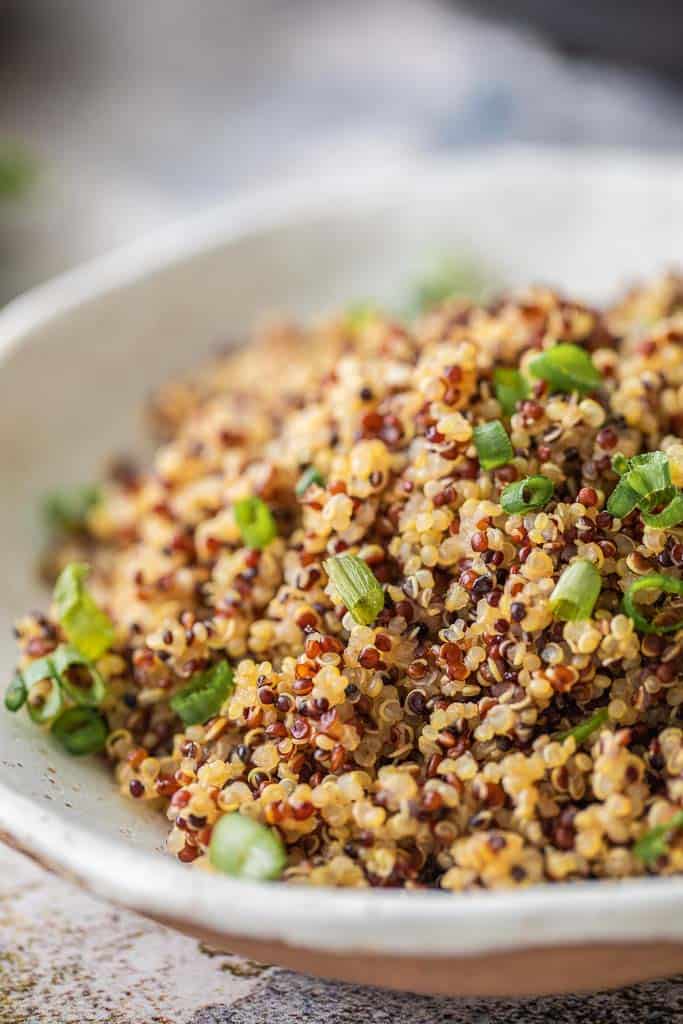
3, 144, 683, 957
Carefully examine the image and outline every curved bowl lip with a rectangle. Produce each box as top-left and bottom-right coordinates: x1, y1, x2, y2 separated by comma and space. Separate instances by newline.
3, 143, 683, 958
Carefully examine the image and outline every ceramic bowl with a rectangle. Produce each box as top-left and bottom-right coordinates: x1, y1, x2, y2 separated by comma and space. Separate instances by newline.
2, 148, 683, 997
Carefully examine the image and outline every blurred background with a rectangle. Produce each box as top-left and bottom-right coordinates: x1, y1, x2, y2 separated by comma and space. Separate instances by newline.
2, 0, 683, 304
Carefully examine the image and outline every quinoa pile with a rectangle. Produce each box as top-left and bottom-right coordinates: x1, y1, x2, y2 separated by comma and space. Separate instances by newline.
10, 272, 683, 889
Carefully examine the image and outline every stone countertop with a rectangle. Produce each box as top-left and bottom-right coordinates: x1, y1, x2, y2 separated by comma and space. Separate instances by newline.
2, 842, 683, 1024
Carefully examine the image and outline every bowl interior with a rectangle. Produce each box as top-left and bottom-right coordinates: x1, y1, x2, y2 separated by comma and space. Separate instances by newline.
1, 149, 683, 855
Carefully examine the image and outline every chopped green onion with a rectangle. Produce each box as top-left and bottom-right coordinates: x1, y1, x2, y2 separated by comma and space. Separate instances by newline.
622, 574, 683, 635
24, 657, 63, 724
473, 420, 514, 471
43, 484, 100, 534
529, 343, 603, 395
296, 466, 325, 497
493, 367, 528, 417
4, 673, 27, 712
617, 451, 671, 500
557, 707, 609, 745
170, 661, 235, 726
209, 812, 286, 880
411, 255, 490, 314
611, 453, 629, 476
323, 554, 384, 626
233, 497, 277, 549
51, 707, 108, 756
51, 644, 107, 707
54, 563, 115, 661
606, 478, 641, 518
345, 303, 378, 331
501, 475, 554, 514
23, 656, 56, 688
634, 810, 683, 866
608, 451, 683, 525
0, 145, 36, 201
641, 493, 683, 529
550, 559, 602, 621
614, 452, 671, 507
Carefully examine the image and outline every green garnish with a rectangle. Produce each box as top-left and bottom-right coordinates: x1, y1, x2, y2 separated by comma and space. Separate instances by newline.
606, 478, 641, 519
608, 451, 683, 526
493, 367, 529, 417
209, 812, 286, 880
0, 145, 36, 201
4, 673, 27, 712
550, 559, 602, 621
51, 644, 107, 707
51, 707, 108, 756
345, 303, 379, 331
170, 661, 235, 726
616, 451, 671, 502
634, 810, 683, 866
473, 420, 514, 471
557, 707, 609, 745
233, 497, 277, 549
43, 484, 100, 534
24, 657, 63, 724
529, 343, 603, 395
9, 643, 107, 722
296, 466, 325, 497
54, 563, 115, 661
641, 493, 683, 529
410, 255, 491, 314
622, 574, 683, 635
501, 475, 554, 514
323, 554, 385, 626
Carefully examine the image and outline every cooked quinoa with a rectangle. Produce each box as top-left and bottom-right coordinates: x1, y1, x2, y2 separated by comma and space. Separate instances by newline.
9, 272, 683, 889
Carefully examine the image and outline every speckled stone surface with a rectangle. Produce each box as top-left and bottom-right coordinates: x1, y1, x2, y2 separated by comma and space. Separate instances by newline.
2, 843, 683, 1024
191, 971, 683, 1024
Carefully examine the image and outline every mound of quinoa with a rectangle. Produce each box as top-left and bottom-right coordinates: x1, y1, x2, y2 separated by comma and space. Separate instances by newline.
13, 272, 683, 889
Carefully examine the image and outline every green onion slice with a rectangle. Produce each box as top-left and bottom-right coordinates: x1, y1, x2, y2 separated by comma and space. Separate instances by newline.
209, 812, 286, 880
24, 657, 63, 724
529, 343, 603, 395
557, 707, 608, 745
51, 707, 108, 756
323, 554, 385, 626
411, 256, 490, 315
616, 451, 671, 501
170, 661, 235, 726
54, 563, 115, 662
501, 475, 554, 514
493, 367, 528, 417
608, 450, 677, 517
4, 673, 28, 712
634, 810, 683, 866
233, 497, 277, 549
43, 484, 100, 534
296, 466, 325, 497
51, 644, 107, 707
345, 303, 379, 331
473, 420, 514, 471
550, 559, 602, 621
641, 493, 683, 530
606, 478, 641, 518
622, 574, 683, 635
608, 451, 683, 526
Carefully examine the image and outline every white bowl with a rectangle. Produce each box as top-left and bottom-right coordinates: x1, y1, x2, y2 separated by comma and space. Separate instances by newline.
2, 147, 683, 997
